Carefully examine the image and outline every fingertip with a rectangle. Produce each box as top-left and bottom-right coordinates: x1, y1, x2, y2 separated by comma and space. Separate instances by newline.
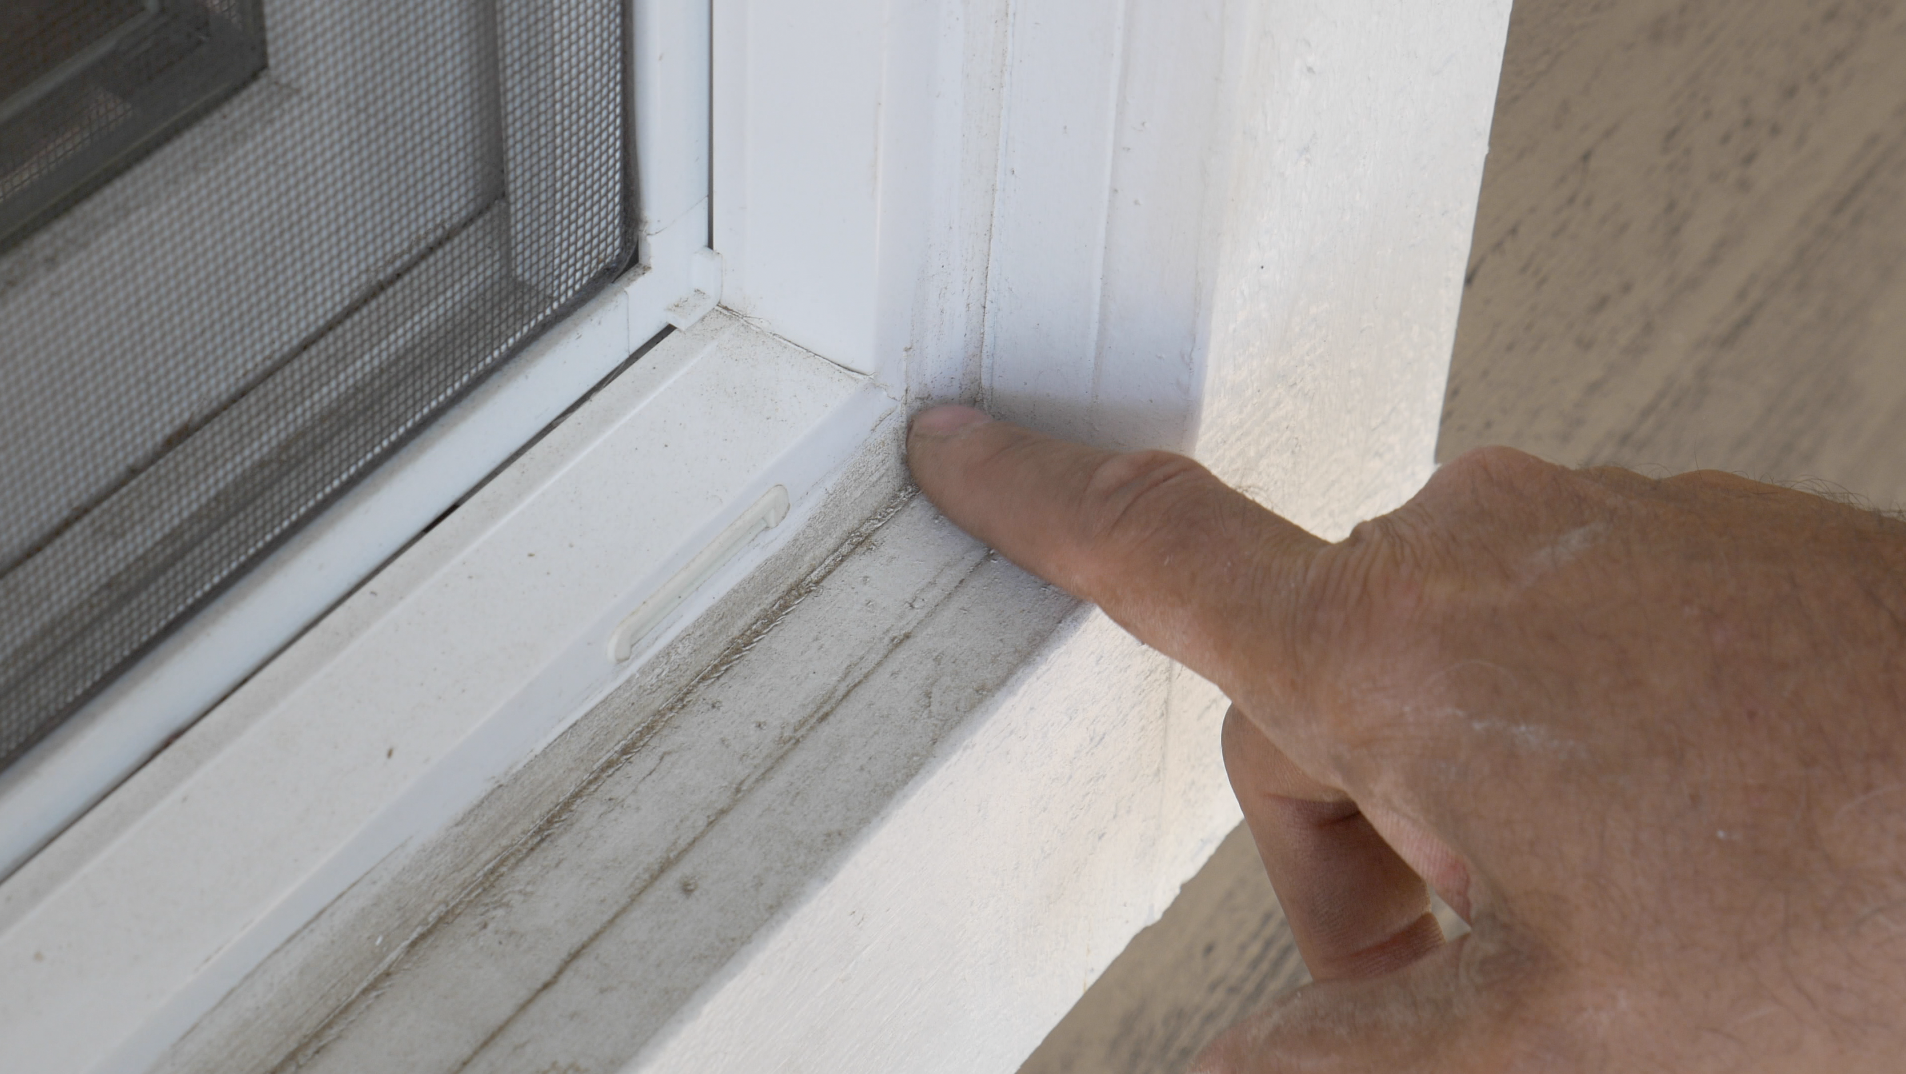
906, 406, 1003, 509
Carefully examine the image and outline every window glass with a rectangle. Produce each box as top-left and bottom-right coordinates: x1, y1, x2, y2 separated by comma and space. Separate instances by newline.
1, 1, 151, 98
0, 0, 267, 252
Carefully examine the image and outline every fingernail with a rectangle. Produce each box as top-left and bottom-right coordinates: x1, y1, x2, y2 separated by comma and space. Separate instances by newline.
911, 405, 992, 438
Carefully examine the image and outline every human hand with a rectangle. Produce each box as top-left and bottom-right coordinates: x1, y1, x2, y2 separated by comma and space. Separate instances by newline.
906, 405, 1906, 1072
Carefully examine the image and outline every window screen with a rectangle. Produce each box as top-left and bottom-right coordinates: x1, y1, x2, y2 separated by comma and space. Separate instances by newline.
0, 1, 633, 773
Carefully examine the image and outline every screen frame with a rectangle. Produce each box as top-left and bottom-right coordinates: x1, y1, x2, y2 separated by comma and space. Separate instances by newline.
0, 0, 710, 883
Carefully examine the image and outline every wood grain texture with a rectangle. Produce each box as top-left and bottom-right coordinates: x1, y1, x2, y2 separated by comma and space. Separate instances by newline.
1020, 2, 1906, 1071
1442, 0, 1906, 505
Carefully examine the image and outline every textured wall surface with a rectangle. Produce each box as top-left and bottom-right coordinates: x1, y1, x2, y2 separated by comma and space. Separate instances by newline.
1197, 0, 1511, 539
1019, 827, 1310, 1074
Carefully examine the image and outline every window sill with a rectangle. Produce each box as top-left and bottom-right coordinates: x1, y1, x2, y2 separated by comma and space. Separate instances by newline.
147, 427, 1239, 1074
0, 309, 894, 1072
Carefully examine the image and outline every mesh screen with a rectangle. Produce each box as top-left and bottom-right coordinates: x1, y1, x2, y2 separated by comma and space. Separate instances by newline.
1, 1, 270, 250
0, 1, 633, 773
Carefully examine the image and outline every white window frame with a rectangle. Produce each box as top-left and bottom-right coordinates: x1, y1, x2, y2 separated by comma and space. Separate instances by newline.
0, 0, 1515, 1070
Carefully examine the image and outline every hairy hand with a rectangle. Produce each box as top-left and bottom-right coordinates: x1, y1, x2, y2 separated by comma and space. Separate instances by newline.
906, 405, 1906, 1072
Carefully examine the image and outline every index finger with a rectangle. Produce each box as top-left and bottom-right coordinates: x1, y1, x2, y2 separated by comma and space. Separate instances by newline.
906, 406, 1329, 713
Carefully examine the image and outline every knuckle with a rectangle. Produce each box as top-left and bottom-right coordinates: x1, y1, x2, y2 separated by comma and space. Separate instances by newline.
1297, 518, 1486, 764
1420, 447, 1627, 556
1308, 516, 1425, 646
1076, 449, 1216, 550
1412, 446, 1591, 546
1436, 445, 1563, 497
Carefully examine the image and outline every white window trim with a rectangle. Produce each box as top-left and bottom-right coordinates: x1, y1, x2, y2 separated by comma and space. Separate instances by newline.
0, 0, 1516, 1070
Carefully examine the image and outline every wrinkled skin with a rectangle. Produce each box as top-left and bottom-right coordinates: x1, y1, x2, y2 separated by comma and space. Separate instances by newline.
906, 405, 1906, 1072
